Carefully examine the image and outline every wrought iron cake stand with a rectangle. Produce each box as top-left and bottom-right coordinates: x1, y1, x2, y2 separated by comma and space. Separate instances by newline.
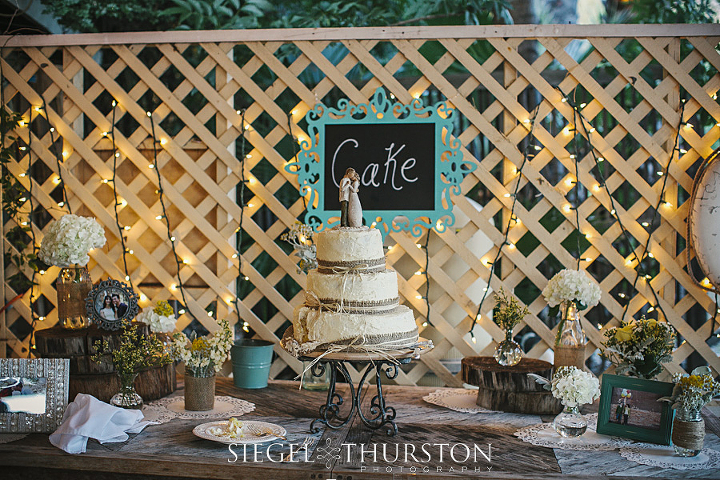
301, 353, 415, 436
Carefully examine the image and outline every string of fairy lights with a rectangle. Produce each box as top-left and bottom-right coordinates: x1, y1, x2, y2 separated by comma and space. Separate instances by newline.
469, 105, 541, 343
109, 102, 130, 282
40, 97, 72, 214
21, 99, 73, 353
467, 85, 693, 345
234, 109, 250, 334
23, 108, 38, 356
5, 84, 715, 358
557, 85, 686, 325
100, 101, 256, 333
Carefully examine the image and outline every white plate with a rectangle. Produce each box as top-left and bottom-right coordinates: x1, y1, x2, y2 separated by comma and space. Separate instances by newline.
193, 420, 286, 445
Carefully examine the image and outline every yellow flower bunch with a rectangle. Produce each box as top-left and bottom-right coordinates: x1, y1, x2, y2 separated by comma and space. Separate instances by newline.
191, 337, 209, 352
154, 300, 174, 317
171, 320, 234, 378
600, 316, 676, 379
661, 367, 720, 412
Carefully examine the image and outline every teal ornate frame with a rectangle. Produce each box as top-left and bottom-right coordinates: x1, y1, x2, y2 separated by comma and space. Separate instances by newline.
286, 88, 475, 237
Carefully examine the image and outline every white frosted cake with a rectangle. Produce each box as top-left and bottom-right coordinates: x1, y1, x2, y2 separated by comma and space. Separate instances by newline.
291, 226, 419, 349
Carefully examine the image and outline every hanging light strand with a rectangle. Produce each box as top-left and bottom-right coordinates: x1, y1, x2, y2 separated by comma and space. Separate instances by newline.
40, 97, 71, 214
232, 109, 249, 322
470, 105, 540, 340
25, 108, 39, 356
147, 111, 195, 322
560, 86, 685, 323
109, 103, 130, 281
568, 88, 583, 270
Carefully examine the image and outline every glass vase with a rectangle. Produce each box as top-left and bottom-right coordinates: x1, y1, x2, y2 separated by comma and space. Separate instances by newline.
110, 372, 143, 409
184, 373, 215, 411
553, 405, 588, 438
672, 408, 704, 457
554, 301, 586, 369
301, 361, 330, 391
493, 331, 523, 366
56, 265, 92, 330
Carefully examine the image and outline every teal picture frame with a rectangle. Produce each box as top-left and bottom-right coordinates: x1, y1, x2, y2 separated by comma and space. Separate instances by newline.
596, 374, 675, 445
286, 88, 476, 237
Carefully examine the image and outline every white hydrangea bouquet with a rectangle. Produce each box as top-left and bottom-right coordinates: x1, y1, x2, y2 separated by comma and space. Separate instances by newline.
542, 269, 601, 311
530, 366, 601, 408
136, 300, 177, 334
38, 214, 106, 267
542, 269, 601, 345
170, 320, 233, 378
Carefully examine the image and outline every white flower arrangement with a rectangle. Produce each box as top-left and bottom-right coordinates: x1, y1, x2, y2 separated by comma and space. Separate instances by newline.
136, 300, 177, 334
171, 320, 234, 378
530, 366, 601, 408
542, 269, 601, 310
38, 214, 106, 267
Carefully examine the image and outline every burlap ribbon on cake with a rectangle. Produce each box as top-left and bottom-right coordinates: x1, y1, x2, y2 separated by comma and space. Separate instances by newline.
280, 326, 423, 385
307, 261, 395, 314
305, 291, 398, 314
280, 326, 420, 358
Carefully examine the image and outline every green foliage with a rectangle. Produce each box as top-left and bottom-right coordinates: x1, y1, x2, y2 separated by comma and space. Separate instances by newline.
92, 324, 171, 377
42, 0, 170, 33
44, 0, 513, 33
492, 287, 530, 334
160, 0, 274, 30
629, 0, 716, 24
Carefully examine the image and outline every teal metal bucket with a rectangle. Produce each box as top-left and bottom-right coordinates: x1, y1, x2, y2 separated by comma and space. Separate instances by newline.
231, 339, 274, 389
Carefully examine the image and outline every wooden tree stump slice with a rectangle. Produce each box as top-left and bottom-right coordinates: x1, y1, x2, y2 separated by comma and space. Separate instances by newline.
35, 323, 176, 402
461, 357, 562, 414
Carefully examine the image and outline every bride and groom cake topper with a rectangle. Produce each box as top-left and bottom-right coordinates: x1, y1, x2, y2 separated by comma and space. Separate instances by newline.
339, 167, 363, 227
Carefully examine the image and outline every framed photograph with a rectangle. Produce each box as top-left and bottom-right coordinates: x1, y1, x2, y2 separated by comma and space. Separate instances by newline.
0, 358, 70, 433
86, 279, 139, 331
596, 374, 675, 445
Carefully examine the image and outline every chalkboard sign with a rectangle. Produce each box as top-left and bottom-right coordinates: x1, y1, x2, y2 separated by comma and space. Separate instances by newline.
324, 123, 435, 212
287, 88, 476, 237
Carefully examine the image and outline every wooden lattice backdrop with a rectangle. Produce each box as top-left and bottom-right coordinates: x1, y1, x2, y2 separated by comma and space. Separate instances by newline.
1, 25, 719, 385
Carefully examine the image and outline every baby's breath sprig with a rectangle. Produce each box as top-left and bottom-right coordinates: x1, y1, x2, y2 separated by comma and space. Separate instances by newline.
493, 287, 529, 335
91, 324, 171, 377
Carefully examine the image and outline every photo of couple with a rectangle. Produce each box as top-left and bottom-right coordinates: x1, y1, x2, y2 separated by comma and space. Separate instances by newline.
97, 292, 128, 321
608, 387, 663, 431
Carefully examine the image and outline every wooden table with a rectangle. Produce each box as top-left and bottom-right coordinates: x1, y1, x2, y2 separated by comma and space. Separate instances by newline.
1, 378, 719, 479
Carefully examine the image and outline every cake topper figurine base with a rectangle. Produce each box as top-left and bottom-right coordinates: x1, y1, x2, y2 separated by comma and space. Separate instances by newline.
339, 167, 362, 227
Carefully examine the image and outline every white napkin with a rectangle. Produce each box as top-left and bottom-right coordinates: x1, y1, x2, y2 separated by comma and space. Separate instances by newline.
49, 393, 155, 454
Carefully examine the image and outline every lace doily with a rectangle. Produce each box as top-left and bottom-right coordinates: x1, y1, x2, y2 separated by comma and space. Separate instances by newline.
514, 414, 632, 451
142, 396, 255, 424
620, 445, 720, 470
422, 389, 499, 413
0, 433, 28, 444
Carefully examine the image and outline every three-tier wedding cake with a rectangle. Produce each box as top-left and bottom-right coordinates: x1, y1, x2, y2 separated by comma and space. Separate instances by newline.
290, 226, 419, 350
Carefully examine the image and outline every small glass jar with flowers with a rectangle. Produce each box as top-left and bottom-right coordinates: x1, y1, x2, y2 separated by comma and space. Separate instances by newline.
660, 366, 720, 457
91, 324, 171, 409
600, 316, 675, 380
542, 269, 601, 369
492, 288, 529, 366
171, 320, 233, 411
530, 366, 601, 438
38, 214, 106, 329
